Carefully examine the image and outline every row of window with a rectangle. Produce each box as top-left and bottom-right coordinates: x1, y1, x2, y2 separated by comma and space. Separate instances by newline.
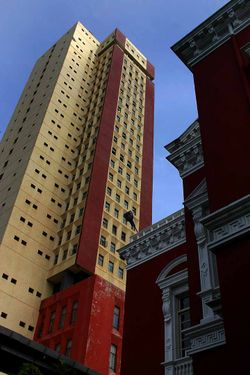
0, 311, 34, 332
38, 301, 78, 337
97, 254, 124, 279
2, 273, 42, 298
105, 199, 135, 213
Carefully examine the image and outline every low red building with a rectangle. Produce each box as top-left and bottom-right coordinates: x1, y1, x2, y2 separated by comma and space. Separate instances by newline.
120, 1, 250, 374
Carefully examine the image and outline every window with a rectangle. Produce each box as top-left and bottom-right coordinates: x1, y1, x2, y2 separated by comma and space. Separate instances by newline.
109, 173, 114, 181
62, 249, 68, 260
118, 267, 124, 279
110, 242, 116, 253
115, 194, 120, 203
107, 187, 112, 196
71, 301, 78, 324
108, 261, 114, 273
75, 225, 81, 235
100, 235, 107, 247
118, 167, 123, 175
59, 306, 67, 329
72, 244, 78, 255
103, 218, 108, 228
177, 294, 191, 357
109, 344, 117, 372
114, 208, 119, 218
117, 179, 122, 188
65, 338, 72, 356
113, 306, 120, 330
48, 311, 55, 333
98, 254, 104, 266
121, 231, 126, 241
156, 260, 192, 372
125, 186, 130, 195
112, 225, 117, 235
105, 201, 110, 212
124, 200, 129, 209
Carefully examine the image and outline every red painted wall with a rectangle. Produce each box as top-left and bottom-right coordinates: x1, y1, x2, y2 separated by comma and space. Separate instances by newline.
84, 276, 125, 375
34, 277, 95, 360
193, 27, 250, 213
77, 44, 124, 274
214, 237, 250, 373
190, 27, 250, 374
121, 244, 187, 375
35, 275, 125, 375
139, 78, 154, 229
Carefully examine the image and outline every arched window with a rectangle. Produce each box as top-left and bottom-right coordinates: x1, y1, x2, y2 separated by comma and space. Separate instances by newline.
156, 255, 193, 375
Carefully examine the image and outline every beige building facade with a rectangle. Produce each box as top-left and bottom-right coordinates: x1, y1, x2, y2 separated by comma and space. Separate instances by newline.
0, 22, 154, 361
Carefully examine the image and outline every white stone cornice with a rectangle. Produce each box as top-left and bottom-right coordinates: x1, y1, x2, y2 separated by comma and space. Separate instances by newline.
119, 210, 185, 270
201, 194, 250, 251
172, 0, 250, 70
165, 120, 204, 178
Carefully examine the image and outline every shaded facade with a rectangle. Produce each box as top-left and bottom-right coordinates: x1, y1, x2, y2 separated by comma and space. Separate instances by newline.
0, 22, 154, 374
120, 0, 250, 374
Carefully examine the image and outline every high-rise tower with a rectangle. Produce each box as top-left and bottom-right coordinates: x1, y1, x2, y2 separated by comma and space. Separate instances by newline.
0, 22, 154, 374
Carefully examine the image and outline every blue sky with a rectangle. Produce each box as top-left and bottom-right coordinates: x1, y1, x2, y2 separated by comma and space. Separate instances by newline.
0, 0, 229, 223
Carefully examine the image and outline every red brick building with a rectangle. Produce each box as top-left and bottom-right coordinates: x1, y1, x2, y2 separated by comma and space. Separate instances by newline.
120, 1, 250, 374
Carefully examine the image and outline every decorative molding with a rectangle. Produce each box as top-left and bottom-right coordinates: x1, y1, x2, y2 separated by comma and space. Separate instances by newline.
241, 42, 250, 60
156, 255, 187, 285
119, 210, 185, 270
184, 179, 208, 211
185, 179, 220, 322
165, 120, 204, 178
201, 194, 250, 251
185, 319, 225, 355
172, 0, 250, 69
157, 268, 191, 375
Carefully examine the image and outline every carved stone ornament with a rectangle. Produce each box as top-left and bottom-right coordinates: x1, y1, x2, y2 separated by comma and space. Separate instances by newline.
172, 0, 250, 70
201, 194, 250, 251
165, 120, 204, 178
119, 210, 185, 270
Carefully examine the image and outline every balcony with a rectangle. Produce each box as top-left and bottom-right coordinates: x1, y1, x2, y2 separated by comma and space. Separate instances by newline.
174, 357, 193, 375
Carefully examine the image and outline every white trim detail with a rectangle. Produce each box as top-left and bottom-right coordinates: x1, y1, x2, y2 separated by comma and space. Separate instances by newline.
201, 194, 250, 251
119, 210, 185, 270
156, 255, 187, 284
185, 319, 225, 355
157, 263, 193, 375
165, 120, 204, 178
185, 179, 222, 324
172, 0, 250, 69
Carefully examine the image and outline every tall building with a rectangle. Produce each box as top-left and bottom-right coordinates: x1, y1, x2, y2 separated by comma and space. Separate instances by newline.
0, 22, 154, 374
120, 0, 250, 374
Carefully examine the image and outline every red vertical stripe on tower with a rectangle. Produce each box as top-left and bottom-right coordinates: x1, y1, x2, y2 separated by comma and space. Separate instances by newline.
77, 45, 124, 273
139, 78, 154, 230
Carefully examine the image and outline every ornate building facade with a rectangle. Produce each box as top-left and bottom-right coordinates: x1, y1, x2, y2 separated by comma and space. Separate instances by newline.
120, 0, 250, 374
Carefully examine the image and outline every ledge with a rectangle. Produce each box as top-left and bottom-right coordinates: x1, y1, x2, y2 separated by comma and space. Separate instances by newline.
185, 319, 225, 355
119, 209, 185, 270
201, 194, 250, 251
